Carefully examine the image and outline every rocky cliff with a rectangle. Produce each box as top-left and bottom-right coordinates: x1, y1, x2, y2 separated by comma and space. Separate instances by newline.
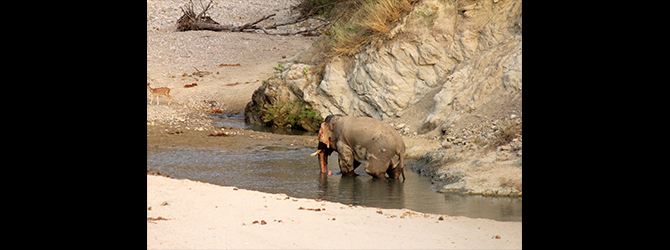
247, 0, 520, 132
245, 0, 522, 194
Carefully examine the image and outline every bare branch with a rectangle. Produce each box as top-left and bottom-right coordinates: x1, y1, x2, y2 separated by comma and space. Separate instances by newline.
233, 14, 276, 32
264, 2, 336, 30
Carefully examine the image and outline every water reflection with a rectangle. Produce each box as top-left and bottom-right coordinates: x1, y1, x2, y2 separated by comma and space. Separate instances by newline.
147, 145, 521, 221
316, 172, 406, 209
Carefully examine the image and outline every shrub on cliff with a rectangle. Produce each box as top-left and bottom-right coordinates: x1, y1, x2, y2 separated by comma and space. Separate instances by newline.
259, 101, 323, 131
331, 0, 419, 56
292, 0, 349, 18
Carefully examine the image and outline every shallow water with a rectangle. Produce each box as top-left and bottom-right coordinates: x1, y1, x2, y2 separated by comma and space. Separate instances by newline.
147, 143, 522, 222
213, 114, 316, 136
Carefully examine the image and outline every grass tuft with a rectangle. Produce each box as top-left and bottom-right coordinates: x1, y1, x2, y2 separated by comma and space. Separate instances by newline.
314, 0, 420, 58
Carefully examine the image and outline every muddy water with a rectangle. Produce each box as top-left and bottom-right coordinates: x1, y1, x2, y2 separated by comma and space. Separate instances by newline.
147, 127, 522, 221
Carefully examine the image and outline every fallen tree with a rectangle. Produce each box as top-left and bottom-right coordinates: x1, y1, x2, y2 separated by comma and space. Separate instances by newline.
176, 0, 331, 36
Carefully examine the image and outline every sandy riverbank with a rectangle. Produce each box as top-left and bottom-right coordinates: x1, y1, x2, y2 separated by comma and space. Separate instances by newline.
147, 174, 521, 249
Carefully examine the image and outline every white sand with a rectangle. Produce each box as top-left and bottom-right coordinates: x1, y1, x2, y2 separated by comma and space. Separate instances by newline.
147, 175, 521, 249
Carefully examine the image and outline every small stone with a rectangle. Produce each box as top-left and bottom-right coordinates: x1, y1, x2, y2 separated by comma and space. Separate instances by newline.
510, 114, 517, 119
441, 140, 452, 148
394, 123, 406, 130
500, 145, 511, 151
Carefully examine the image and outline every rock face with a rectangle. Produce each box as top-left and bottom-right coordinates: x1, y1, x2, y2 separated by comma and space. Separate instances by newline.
245, 0, 522, 135
313, 0, 521, 125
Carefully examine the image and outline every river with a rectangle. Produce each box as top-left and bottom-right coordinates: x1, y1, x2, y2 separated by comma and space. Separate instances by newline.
147, 117, 521, 221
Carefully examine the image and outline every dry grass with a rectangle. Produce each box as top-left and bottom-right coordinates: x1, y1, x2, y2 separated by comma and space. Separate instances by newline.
329, 21, 365, 56
357, 0, 413, 35
325, 0, 420, 57
292, 0, 351, 18
291, 0, 421, 79
493, 122, 522, 146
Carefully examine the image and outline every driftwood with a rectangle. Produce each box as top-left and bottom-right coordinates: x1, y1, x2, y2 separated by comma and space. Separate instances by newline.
176, 0, 219, 31
176, 0, 331, 36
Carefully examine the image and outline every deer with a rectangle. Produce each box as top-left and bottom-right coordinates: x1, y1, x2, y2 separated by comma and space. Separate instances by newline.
147, 83, 172, 105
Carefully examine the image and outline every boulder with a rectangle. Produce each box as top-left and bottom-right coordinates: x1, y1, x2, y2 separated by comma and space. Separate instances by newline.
244, 63, 323, 131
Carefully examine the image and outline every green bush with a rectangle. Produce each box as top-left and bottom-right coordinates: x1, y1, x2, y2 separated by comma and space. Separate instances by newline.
260, 101, 323, 131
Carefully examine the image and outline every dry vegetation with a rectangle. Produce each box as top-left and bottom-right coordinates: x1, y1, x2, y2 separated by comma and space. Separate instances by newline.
329, 0, 419, 57
294, 0, 420, 58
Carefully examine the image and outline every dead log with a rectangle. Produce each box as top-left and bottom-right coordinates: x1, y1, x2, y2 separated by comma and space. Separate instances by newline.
176, 0, 221, 31
175, 0, 329, 36
231, 14, 276, 32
